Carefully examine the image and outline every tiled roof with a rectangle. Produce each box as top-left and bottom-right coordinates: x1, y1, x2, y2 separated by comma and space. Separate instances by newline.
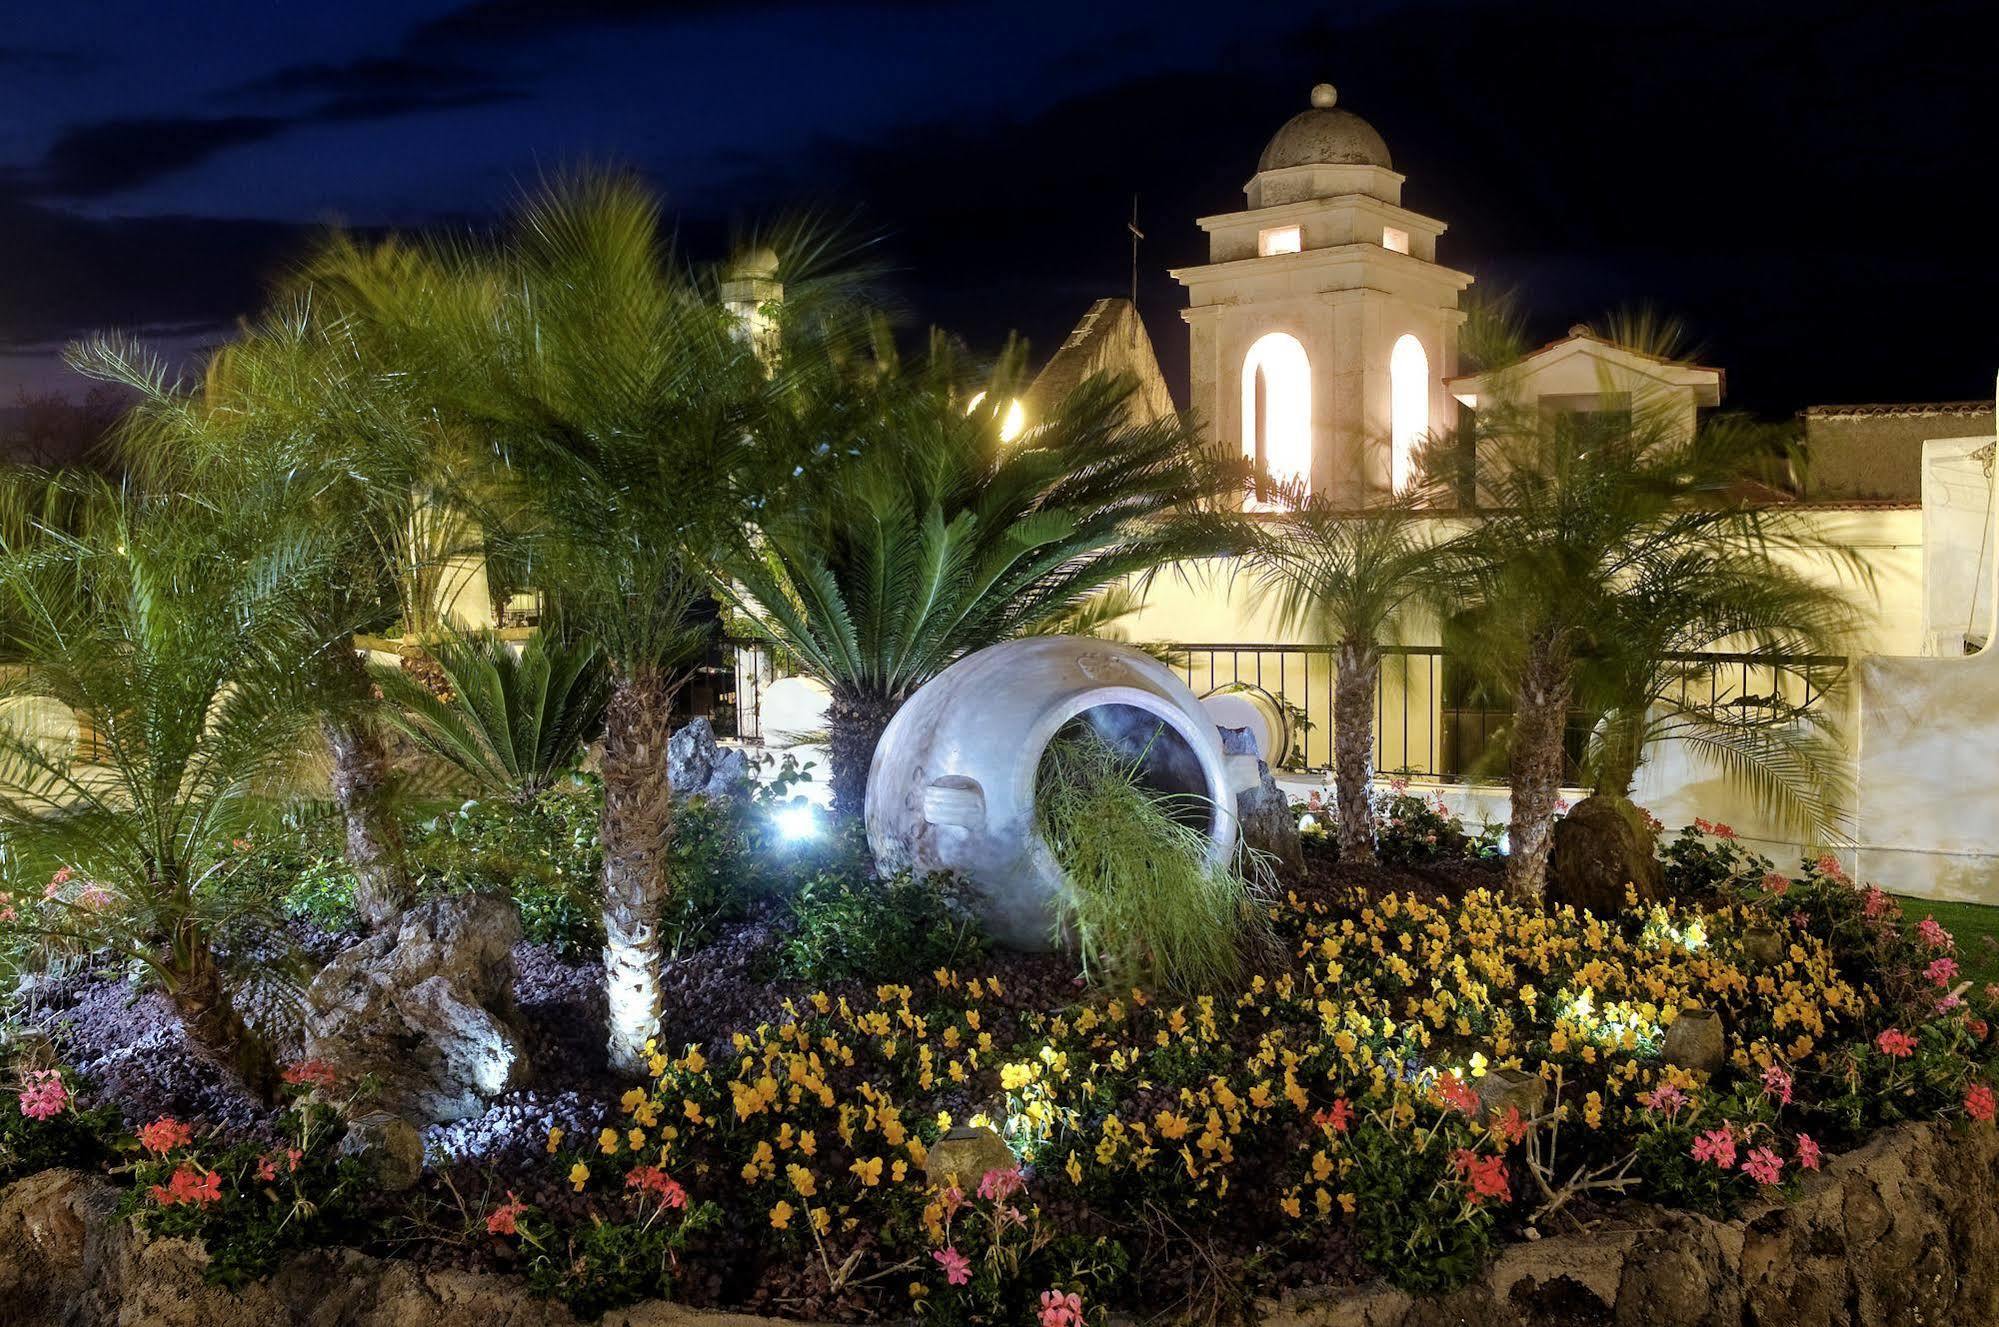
1803, 401, 1992, 420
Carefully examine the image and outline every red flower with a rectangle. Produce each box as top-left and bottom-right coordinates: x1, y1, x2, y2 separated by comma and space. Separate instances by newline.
281, 1059, 339, 1090
1794, 1133, 1822, 1171
1435, 1072, 1481, 1115
1966, 1083, 1997, 1124
1313, 1098, 1353, 1134
137, 1117, 193, 1155
149, 1165, 221, 1207
1451, 1149, 1510, 1203
486, 1191, 529, 1236
1875, 1028, 1917, 1059
625, 1165, 688, 1209
1692, 1127, 1737, 1168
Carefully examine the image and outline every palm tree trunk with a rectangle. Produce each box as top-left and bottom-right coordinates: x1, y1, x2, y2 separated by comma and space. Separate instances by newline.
324, 713, 410, 930
169, 929, 278, 1101
600, 662, 679, 1077
1332, 639, 1380, 864
1505, 636, 1574, 900
826, 683, 900, 826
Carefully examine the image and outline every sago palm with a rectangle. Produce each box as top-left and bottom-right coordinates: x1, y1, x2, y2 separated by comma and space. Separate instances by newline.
0, 474, 328, 1095
373, 627, 608, 808
720, 340, 1242, 822
1247, 483, 1439, 863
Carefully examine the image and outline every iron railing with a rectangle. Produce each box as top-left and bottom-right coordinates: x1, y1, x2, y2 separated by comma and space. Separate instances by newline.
694, 637, 1845, 785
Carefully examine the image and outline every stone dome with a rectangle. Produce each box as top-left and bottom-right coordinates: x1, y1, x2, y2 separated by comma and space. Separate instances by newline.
1257, 83, 1392, 172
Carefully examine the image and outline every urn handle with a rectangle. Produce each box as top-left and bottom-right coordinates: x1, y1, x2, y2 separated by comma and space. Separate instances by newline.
923, 776, 987, 829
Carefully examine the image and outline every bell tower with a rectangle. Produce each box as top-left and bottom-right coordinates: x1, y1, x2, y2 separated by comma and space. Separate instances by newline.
1171, 84, 1471, 504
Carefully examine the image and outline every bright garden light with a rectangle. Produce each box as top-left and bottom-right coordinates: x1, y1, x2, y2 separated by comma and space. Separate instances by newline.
774, 803, 820, 842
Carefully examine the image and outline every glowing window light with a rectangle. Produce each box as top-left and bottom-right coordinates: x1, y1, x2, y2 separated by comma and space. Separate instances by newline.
1382, 226, 1410, 255
1241, 332, 1311, 505
1389, 333, 1429, 494
964, 390, 1028, 443
1259, 225, 1302, 256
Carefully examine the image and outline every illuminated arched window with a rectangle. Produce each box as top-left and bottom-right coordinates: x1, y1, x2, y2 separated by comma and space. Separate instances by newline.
1389, 334, 1429, 494
1241, 332, 1310, 504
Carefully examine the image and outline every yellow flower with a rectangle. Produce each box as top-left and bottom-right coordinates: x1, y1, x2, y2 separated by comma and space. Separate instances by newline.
769, 1200, 794, 1229
598, 1128, 620, 1156
810, 1206, 831, 1234
1065, 1151, 1084, 1185
1280, 1193, 1302, 1219
787, 1163, 818, 1197
850, 1156, 884, 1186
569, 1161, 590, 1191
545, 1126, 564, 1154
621, 1088, 647, 1114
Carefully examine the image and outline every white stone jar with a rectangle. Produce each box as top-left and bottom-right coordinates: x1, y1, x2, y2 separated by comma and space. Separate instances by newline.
866, 637, 1256, 950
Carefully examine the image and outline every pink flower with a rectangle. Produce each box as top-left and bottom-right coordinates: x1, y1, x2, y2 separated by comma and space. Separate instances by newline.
1794, 1133, 1822, 1171
1692, 1127, 1737, 1169
486, 1191, 529, 1236
977, 1166, 1024, 1202
1966, 1083, 1997, 1124
17, 1070, 69, 1121
933, 1246, 971, 1286
1641, 1083, 1689, 1119
1451, 1149, 1511, 1203
1927, 956, 1960, 987
148, 1165, 221, 1208
625, 1165, 688, 1209
1876, 1028, 1917, 1059
1740, 1147, 1784, 1186
281, 1059, 338, 1090
49, 866, 74, 887
1435, 1072, 1481, 1115
1760, 871, 1791, 897
1762, 1063, 1793, 1106
1817, 854, 1850, 885
1917, 918, 1955, 951
136, 1117, 193, 1155
1039, 1290, 1084, 1327
256, 1147, 303, 1182
1862, 886, 1893, 919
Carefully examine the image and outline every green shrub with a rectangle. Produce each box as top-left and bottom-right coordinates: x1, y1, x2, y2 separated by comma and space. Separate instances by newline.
520, 1200, 721, 1319
408, 780, 603, 956
776, 868, 983, 984
1659, 820, 1772, 899
1, 1066, 120, 1182
1372, 785, 1469, 866
1034, 732, 1265, 991
1343, 1112, 1500, 1295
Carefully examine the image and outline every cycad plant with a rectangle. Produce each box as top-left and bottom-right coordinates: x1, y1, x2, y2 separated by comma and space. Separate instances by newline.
1437, 365, 1859, 899
0, 475, 326, 1095
722, 339, 1241, 823
373, 628, 608, 807
1246, 482, 1438, 863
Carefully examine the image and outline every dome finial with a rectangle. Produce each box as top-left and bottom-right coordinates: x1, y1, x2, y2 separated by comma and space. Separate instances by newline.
1310, 83, 1338, 109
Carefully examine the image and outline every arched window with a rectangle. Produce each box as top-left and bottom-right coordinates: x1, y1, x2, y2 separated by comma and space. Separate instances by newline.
1389, 333, 1429, 494
1241, 332, 1310, 504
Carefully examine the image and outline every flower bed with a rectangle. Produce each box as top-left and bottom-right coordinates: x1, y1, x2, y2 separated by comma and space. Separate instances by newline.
7, 837, 1996, 1325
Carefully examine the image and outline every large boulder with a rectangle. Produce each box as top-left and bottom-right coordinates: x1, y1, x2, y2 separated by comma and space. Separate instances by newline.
304, 895, 529, 1124
1547, 793, 1665, 917
1218, 724, 1303, 875
667, 717, 751, 804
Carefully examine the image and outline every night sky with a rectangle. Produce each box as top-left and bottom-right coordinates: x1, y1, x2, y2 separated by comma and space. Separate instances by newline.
1, 0, 1991, 417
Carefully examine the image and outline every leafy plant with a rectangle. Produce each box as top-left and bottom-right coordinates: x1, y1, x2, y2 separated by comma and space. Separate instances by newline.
374, 628, 608, 808
1372, 785, 1471, 866
776, 867, 983, 984
1, 1065, 120, 1182
719, 335, 1240, 824
1343, 1112, 1501, 1295
1033, 730, 1265, 992
1659, 821, 1772, 901
406, 780, 604, 957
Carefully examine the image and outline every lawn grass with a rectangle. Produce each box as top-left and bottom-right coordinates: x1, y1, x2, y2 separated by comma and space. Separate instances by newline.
1897, 896, 1999, 989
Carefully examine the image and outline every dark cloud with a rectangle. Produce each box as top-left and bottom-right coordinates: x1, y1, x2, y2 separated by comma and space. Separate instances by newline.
411, 0, 947, 46
0, 46, 91, 74
32, 115, 291, 198
233, 55, 515, 102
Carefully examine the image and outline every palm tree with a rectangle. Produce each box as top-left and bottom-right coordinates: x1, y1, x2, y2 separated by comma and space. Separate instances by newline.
322, 175, 843, 1074
1247, 484, 1438, 862
719, 340, 1242, 823
0, 474, 327, 1095
1437, 383, 1854, 900
65, 290, 484, 930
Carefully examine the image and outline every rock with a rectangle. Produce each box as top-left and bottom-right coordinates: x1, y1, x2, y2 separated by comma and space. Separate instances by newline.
1474, 1067, 1547, 1123
1662, 1007, 1726, 1075
304, 895, 530, 1124
1219, 725, 1304, 874
667, 718, 750, 804
923, 1124, 1015, 1189
1547, 794, 1665, 917
340, 1111, 425, 1191
1740, 925, 1783, 968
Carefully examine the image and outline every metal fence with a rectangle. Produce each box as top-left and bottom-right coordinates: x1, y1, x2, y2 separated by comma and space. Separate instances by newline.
695, 637, 1845, 785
